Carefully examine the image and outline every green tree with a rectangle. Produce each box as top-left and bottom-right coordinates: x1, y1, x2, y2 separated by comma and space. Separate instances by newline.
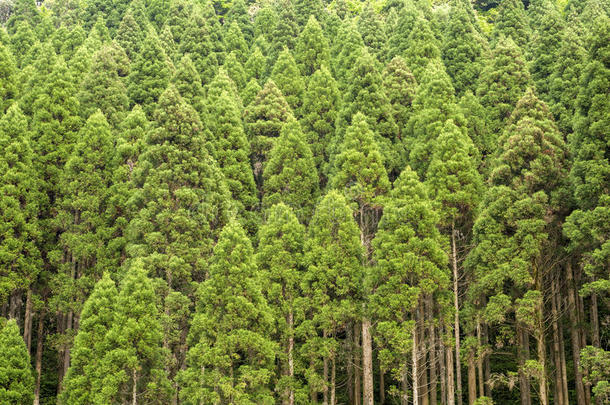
294, 0, 325, 26
78, 44, 129, 127
256, 203, 307, 404
0, 319, 34, 404
59, 273, 118, 405
96, 260, 172, 404
388, 0, 421, 60
357, 3, 388, 60
0, 43, 17, 113
300, 66, 340, 184
206, 90, 258, 234
170, 54, 206, 118
127, 30, 172, 116
224, 51, 247, 91
180, 221, 276, 404
262, 119, 319, 224
9, 21, 36, 68
127, 86, 231, 291
294, 15, 330, 77
301, 191, 363, 401
115, 9, 146, 61
224, 21, 249, 64
476, 37, 531, 137
245, 44, 266, 84
0, 105, 41, 315
268, 0, 299, 64
491, 0, 530, 49
370, 166, 449, 400
242, 77, 262, 107
442, 0, 487, 97
332, 21, 364, 89
458, 90, 492, 166
271, 48, 305, 114
225, 0, 253, 43
404, 16, 442, 81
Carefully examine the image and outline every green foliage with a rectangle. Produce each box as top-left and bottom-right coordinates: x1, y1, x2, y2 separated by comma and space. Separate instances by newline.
0, 43, 17, 113
0, 319, 34, 404
357, 4, 388, 60
295, 16, 330, 76
262, 119, 319, 224
271, 48, 305, 114
490, 0, 530, 49
580, 346, 610, 403
181, 221, 276, 404
382, 56, 417, 149
404, 16, 442, 81
225, 21, 249, 64
171, 54, 206, 118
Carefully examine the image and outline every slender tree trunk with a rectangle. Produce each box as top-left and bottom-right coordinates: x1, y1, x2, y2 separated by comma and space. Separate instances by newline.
33, 310, 45, 405
559, 317, 569, 405
536, 295, 549, 405
287, 310, 295, 405
347, 324, 354, 404
24, 288, 33, 353
310, 358, 318, 404
420, 302, 429, 405
401, 366, 409, 405
467, 341, 476, 404
440, 335, 447, 405
483, 323, 491, 397
447, 328, 456, 405
362, 316, 374, 405
132, 368, 138, 405
590, 293, 599, 348
62, 309, 73, 386
323, 330, 329, 405
476, 319, 484, 398
331, 356, 336, 405
428, 297, 437, 405
517, 325, 532, 405
551, 279, 565, 405
354, 322, 361, 405
413, 306, 419, 405
567, 261, 586, 405
451, 226, 463, 405
379, 359, 385, 404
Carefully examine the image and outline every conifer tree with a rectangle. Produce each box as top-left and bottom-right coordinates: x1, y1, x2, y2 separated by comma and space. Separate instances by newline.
388, 0, 421, 60
206, 90, 258, 234
294, 0, 325, 26
59, 273, 118, 405
271, 48, 305, 114
159, 24, 177, 62
370, 166, 449, 401
0, 319, 34, 404
127, 30, 171, 116
458, 90, 492, 164
225, 0, 253, 43
9, 21, 36, 67
382, 56, 417, 151
224, 51, 247, 91
178, 6, 222, 82
333, 21, 364, 89
181, 221, 276, 404
205, 67, 242, 111
262, 119, 319, 224
243, 80, 294, 182
300, 66, 340, 184
442, 1, 487, 97
301, 191, 363, 402
404, 17, 442, 81
357, 4, 388, 60
476, 37, 531, 138
256, 203, 307, 404
170, 54, 206, 118
242, 78, 262, 107
78, 44, 129, 127
128, 86, 231, 291
96, 260, 172, 404
245, 44, 266, 84
0, 105, 40, 313
115, 9, 146, 61
491, 0, 530, 49
0, 43, 17, 113
224, 21, 249, 64
268, 0, 299, 63
338, 48, 399, 173
294, 16, 330, 77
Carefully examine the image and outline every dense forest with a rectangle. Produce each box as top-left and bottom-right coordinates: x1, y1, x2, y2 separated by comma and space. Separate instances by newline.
0, 0, 608, 403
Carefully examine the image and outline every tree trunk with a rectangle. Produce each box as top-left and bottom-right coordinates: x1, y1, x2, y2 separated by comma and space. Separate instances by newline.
451, 226, 463, 405
310, 358, 318, 404
567, 261, 586, 405
354, 322, 361, 405
467, 341, 476, 405
476, 319, 484, 398
132, 368, 138, 405
440, 335, 447, 405
362, 316, 374, 405
536, 294, 549, 405
590, 293, 599, 348
419, 302, 429, 405
428, 296, 437, 405
24, 288, 33, 353
379, 359, 385, 404
33, 310, 45, 405
347, 324, 354, 405
331, 356, 336, 405
447, 329, 456, 405
413, 306, 419, 405
517, 325, 532, 405
323, 330, 329, 405
401, 366, 409, 405
483, 323, 491, 397
551, 278, 565, 405
559, 316, 569, 405
287, 310, 295, 405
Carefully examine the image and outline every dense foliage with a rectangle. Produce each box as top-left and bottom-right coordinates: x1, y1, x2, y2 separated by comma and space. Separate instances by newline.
0, 0, 608, 404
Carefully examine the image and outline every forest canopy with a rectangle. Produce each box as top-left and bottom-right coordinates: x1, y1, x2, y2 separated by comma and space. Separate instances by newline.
0, 0, 608, 404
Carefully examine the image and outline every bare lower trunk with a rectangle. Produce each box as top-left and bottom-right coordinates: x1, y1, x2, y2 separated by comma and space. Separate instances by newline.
517, 325, 531, 405
61, 309, 73, 388
347, 324, 354, 404
559, 320, 569, 405
428, 297, 437, 405
132, 368, 138, 405
24, 289, 33, 353
401, 366, 409, 405
362, 316, 374, 405
331, 357, 336, 405
536, 297, 549, 405
451, 227, 463, 405
33, 311, 45, 405
379, 360, 385, 404
476, 318, 484, 397
323, 330, 329, 405
413, 307, 419, 405
567, 261, 586, 405
440, 337, 447, 405
467, 342, 476, 404
287, 311, 295, 405
447, 329, 456, 405
590, 293, 599, 347
483, 323, 491, 397
310, 358, 317, 404
551, 279, 565, 405
354, 322, 361, 405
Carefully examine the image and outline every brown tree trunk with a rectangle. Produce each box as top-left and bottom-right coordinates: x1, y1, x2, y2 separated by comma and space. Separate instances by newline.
476, 319, 484, 398
428, 296, 437, 405
559, 318, 569, 405
331, 357, 336, 405
132, 368, 138, 405
323, 330, 329, 405
362, 316, 374, 405
347, 324, 354, 405
467, 341, 476, 404
310, 358, 318, 404
451, 226, 463, 405
33, 310, 45, 405
413, 305, 419, 405
354, 322, 361, 405
447, 328, 456, 405
536, 295, 549, 405
440, 336, 447, 405
551, 279, 565, 405
590, 293, 599, 348
379, 359, 385, 404
24, 288, 33, 353
286, 309, 294, 405
483, 323, 491, 397
517, 325, 532, 405
567, 261, 586, 405
419, 301, 429, 405
401, 366, 409, 405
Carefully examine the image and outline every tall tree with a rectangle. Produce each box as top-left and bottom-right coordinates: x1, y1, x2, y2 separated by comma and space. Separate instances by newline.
262, 119, 319, 224
180, 221, 276, 404
404, 16, 442, 81
0, 319, 34, 404
0, 42, 17, 113
171, 54, 206, 118
271, 48, 305, 114
357, 3, 388, 60
490, 0, 530, 49
294, 16, 330, 77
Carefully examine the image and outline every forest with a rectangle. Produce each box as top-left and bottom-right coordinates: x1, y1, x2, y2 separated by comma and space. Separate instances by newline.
0, 0, 608, 403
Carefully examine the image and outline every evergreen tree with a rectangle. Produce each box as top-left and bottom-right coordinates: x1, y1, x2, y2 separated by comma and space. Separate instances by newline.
442, 0, 487, 97
224, 21, 249, 64
78, 44, 129, 127
206, 90, 258, 234
243, 80, 294, 182
9, 21, 36, 67
181, 221, 276, 404
268, 0, 299, 63
127, 30, 172, 116
382, 56, 417, 151
242, 77, 262, 107
0, 319, 34, 404
262, 119, 319, 224
0, 105, 40, 311
115, 9, 146, 61
388, 0, 421, 60
333, 21, 364, 89
127, 86, 231, 290
491, 0, 530, 49
338, 48, 399, 173
294, 0, 325, 26
96, 260, 172, 404
224, 51, 247, 91
300, 66, 340, 184
404, 17, 442, 81
0, 43, 17, 113
294, 15, 330, 77
245, 44, 266, 84
178, 6, 222, 83
170, 54, 206, 118
357, 3, 388, 60
370, 166, 449, 399
5, 0, 39, 35
159, 24, 177, 62
271, 48, 305, 114
256, 203, 307, 404
59, 273, 118, 405
225, 0, 253, 43
205, 67, 242, 111
476, 37, 531, 138
458, 90, 492, 163
301, 190, 363, 401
